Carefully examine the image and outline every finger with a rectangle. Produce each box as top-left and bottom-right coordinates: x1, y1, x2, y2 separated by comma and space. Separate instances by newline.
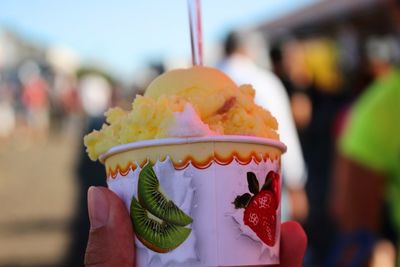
85, 186, 135, 267
278, 221, 307, 267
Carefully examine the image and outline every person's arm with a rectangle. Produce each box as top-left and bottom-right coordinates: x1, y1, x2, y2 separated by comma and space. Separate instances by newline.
331, 153, 385, 233
333, 74, 399, 232
277, 91, 308, 223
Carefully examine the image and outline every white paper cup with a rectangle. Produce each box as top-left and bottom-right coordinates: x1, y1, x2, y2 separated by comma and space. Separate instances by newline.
100, 136, 286, 267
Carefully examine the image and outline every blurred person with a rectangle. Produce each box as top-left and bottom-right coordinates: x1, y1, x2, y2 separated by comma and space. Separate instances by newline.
331, 36, 400, 267
270, 44, 296, 97
218, 31, 309, 223
84, 186, 307, 267
59, 76, 82, 138
270, 44, 312, 133
61, 74, 112, 267
0, 80, 16, 138
135, 62, 165, 95
19, 62, 50, 142
270, 43, 313, 130
280, 38, 342, 267
0, 99, 15, 138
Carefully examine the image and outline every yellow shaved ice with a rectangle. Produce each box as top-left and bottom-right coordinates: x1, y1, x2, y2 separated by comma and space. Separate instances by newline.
84, 66, 279, 161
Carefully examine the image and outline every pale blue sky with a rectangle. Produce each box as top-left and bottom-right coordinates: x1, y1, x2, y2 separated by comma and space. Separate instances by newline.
0, 0, 318, 80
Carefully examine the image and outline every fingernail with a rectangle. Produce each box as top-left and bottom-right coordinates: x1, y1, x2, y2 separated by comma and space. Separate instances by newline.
88, 186, 109, 229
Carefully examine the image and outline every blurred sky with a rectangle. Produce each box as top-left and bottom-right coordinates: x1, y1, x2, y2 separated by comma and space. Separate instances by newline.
0, 0, 318, 81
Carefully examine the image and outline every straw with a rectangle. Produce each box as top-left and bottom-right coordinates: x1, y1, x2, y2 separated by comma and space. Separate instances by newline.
187, 0, 203, 66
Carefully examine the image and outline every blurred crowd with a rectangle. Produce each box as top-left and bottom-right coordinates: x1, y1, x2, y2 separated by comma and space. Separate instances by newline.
1, 0, 400, 267
0, 57, 134, 145
264, 1, 400, 266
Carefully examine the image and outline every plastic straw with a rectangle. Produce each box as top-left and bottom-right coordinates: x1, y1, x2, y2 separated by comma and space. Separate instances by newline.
187, 0, 203, 66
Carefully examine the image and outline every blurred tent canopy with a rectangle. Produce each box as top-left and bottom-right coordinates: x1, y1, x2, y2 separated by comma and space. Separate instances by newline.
256, 0, 398, 39
255, 0, 400, 95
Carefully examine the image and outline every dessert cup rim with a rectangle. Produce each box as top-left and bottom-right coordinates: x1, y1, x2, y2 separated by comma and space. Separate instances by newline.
99, 135, 286, 163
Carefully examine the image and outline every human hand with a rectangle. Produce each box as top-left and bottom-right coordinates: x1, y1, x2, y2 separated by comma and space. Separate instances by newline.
84, 186, 134, 267
287, 187, 309, 223
85, 186, 307, 267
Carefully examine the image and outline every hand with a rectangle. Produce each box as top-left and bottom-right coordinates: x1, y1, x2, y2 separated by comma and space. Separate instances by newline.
287, 187, 309, 223
85, 186, 307, 267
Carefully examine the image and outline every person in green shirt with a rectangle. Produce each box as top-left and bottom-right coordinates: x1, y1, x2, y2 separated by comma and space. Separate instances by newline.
332, 37, 400, 266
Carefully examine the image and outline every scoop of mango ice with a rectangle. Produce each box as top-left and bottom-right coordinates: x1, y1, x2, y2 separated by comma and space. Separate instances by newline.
84, 66, 279, 161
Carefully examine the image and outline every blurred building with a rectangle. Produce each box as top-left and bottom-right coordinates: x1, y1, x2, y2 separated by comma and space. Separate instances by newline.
0, 29, 45, 68
258, 0, 399, 38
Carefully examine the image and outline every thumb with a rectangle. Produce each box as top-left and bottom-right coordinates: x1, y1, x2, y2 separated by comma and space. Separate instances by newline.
85, 186, 135, 267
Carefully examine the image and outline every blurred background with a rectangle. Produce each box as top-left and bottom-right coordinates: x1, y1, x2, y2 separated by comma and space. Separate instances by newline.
1, 0, 399, 266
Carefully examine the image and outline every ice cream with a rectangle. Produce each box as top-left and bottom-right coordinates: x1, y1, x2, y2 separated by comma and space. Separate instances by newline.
84, 66, 279, 161
84, 66, 286, 266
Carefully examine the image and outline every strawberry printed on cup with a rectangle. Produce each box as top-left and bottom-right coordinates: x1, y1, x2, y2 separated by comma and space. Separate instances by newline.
233, 171, 280, 246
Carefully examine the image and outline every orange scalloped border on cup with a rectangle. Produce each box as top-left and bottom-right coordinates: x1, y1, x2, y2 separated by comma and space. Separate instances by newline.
107, 153, 274, 178
101, 137, 286, 179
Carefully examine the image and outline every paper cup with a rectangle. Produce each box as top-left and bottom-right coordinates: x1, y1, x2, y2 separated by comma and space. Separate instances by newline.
100, 136, 286, 267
